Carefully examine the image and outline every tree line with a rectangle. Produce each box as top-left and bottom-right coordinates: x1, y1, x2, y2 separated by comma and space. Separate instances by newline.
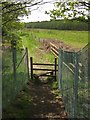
2, 0, 89, 44
25, 20, 88, 31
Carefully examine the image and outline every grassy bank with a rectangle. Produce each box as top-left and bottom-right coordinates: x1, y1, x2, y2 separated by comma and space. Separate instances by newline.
18, 29, 55, 63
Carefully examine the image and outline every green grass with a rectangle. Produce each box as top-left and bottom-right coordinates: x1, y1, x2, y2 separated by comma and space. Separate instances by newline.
18, 29, 55, 63
3, 48, 28, 109
27, 29, 88, 48
18, 28, 88, 63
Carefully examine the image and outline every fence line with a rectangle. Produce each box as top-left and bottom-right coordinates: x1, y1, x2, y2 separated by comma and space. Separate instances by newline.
50, 42, 84, 82
2, 47, 29, 109
58, 44, 89, 118
16, 51, 27, 70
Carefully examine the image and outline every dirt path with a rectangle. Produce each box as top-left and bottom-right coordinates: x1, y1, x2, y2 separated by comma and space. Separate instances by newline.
3, 81, 68, 119
26, 81, 68, 119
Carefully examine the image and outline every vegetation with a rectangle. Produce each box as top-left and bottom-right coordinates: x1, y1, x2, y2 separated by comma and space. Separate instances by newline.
25, 20, 88, 31
2, 0, 48, 44
22, 29, 88, 48
2, 48, 28, 109
18, 29, 55, 63
48, 0, 90, 23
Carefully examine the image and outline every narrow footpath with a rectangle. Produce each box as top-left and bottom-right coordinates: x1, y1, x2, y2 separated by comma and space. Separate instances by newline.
3, 80, 68, 119
26, 81, 68, 119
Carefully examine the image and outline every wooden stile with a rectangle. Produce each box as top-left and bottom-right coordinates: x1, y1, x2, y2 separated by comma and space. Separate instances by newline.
30, 57, 58, 81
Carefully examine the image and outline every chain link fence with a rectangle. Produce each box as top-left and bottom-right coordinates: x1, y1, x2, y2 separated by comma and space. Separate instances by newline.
2, 46, 29, 109
58, 43, 89, 118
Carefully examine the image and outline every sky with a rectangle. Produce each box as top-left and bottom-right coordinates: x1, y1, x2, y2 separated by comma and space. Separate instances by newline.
20, 0, 58, 22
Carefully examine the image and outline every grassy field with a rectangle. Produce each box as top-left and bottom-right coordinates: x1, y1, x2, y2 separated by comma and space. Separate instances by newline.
17, 28, 88, 63
24, 29, 88, 48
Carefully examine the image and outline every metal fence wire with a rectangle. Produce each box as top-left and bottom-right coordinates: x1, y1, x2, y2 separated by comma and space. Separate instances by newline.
58, 43, 89, 118
2, 47, 29, 109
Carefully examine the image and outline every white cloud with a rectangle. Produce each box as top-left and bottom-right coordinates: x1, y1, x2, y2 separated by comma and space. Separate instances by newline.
20, 1, 56, 22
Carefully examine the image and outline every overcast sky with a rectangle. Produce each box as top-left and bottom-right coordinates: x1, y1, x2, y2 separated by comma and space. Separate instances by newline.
20, 0, 58, 22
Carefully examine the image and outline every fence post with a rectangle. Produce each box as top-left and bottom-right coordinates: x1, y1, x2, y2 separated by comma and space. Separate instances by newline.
11, 40, 16, 81
58, 49, 63, 91
30, 57, 33, 80
74, 52, 79, 118
55, 58, 57, 81
26, 48, 30, 80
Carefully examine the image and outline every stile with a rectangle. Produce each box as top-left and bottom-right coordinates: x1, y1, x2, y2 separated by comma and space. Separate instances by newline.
30, 57, 58, 80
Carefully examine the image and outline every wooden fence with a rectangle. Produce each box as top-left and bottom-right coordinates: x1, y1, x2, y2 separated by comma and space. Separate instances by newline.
50, 42, 83, 81
50, 42, 59, 57
30, 57, 58, 80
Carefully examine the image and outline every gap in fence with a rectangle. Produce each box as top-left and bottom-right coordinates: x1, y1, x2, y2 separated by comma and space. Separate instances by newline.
30, 57, 58, 81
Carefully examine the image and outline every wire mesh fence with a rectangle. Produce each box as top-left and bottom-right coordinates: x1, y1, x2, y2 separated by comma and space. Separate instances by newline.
58, 44, 89, 118
2, 47, 29, 109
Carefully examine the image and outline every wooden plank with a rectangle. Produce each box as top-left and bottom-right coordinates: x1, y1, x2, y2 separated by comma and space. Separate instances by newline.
51, 46, 59, 53
50, 42, 58, 51
79, 63, 83, 67
69, 63, 75, 68
51, 47, 59, 55
51, 49, 58, 57
33, 68, 58, 71
63, 62, 74, 74
33, 63, 58, 66
33, 68, 55, 71
39, 71, 53, 76
40, 74, 55, 77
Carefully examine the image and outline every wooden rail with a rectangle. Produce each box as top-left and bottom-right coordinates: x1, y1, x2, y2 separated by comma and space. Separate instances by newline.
50, 42, 84, 81
65, 62, 84, 80
50, 42, 59, 57
30, 57, 58, 80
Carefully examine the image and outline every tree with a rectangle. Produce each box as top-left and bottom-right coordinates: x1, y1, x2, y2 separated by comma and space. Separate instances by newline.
47, 0, 90, 23
1, 0, 48, 43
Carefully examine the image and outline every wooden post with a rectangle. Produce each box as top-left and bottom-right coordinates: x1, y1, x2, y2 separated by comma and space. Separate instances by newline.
26, 48, 30, 80
58, 49, 63, 94
30, 57, 33, 80
11, 40, 17, 81
13, 48, 16, 81
55, 58, 57, 81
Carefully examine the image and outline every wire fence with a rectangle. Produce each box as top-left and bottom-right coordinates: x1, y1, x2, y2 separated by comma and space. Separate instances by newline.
58, 43, 89, 118
2, 46, 29, 109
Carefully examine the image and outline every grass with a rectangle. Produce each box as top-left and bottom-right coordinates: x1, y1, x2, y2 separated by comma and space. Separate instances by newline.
3, 48, 28, 109
18, 29, 55, 63
18, 28, 88, 63
27, 29, 88, 48
3, 85, 33, 118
